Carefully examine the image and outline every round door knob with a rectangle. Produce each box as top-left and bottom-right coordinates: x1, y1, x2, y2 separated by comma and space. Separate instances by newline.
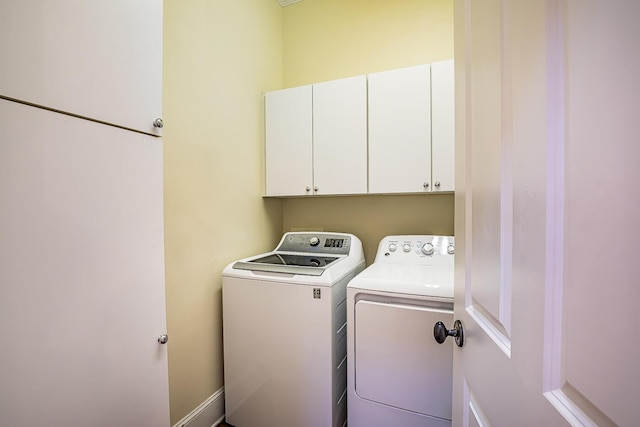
157, 334, 169, 344
305, 186, 311, 192
434, 181, 441, 188
153, 118, 164, 128
423, 182, 430, 189
314, 186, 318, 192
433, 320, 464, 347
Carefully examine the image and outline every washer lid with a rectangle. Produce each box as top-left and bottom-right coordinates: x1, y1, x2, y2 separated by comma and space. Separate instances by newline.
233, 253, 343, 276
348, 263, 454, 299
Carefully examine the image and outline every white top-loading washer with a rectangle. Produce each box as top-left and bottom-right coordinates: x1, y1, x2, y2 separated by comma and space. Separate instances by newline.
347, 235, 454, 427
223, 232, 364, 427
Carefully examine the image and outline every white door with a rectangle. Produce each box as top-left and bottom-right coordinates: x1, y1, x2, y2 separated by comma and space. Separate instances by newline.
313, 75, 368, 195
452, 1, 640, 426
368, 65, 432, 194
431, 60, 455, 193
0, 0, 162, 135
264, 85, 313, 196
355, 300, 453, 420
0, 99, 169, 426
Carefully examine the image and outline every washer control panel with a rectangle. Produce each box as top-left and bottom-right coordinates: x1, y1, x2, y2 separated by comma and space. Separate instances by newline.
277, 232, 352, 255
376, 235, 455, 264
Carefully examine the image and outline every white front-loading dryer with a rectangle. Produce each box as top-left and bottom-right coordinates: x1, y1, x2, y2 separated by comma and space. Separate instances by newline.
222, 232, 365, 427
347, 235, 455, 427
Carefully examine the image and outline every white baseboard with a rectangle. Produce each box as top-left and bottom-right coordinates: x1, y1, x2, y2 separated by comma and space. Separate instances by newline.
172, 387, 225, 427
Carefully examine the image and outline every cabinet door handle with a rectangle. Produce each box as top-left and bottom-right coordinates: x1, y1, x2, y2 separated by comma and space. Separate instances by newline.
153, 118, 164, 128
305, 186, 311, 192
434, 181, 441, 189
423, 182, 430, 189
314, 186, 318, 192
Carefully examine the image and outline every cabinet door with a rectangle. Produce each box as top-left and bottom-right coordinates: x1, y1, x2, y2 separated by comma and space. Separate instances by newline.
431, 60, 455, 192
368, 65, 431, 194
313, 76, 368, 195
265, 86, 313, 196
0, 1, 162, 135
0, 98, 169, 426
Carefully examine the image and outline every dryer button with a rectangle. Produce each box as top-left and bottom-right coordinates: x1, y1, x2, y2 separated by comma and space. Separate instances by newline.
388, 243, 397, 252
402, 243, 412, 253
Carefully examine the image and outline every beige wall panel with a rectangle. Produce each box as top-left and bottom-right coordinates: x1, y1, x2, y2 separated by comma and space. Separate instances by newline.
283, 195, 454, 266
283, 0, 454, 86
163, 0, 283, 423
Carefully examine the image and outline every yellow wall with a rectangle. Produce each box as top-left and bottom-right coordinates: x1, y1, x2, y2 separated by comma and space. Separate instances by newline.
163, 0, 283, 423
283, 194, 454, 266
163, 0, 454, 423
282, 0, 455, 265
283, 0, 454, 86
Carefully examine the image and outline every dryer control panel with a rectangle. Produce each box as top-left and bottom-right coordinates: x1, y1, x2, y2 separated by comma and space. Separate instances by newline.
375, 235, 454, 265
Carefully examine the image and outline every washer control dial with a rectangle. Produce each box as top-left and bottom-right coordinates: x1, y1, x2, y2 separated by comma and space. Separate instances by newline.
309, 237, 320, 247
421, 242, 435, 255
388, 243, 397, 252
447, 244, 455, 255
402, 243, 412, 253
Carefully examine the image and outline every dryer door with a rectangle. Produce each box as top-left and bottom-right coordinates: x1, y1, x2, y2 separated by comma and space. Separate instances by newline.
354, 300, 453, 420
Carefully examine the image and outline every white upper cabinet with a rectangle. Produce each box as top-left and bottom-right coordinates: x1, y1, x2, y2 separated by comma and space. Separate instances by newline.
431, 60, 455, 192
368, 65, 432, 194
264, 62, 454, 197
313, 75, 368, 195
265, 85, 313, 197
0, 0, 162, 135
264, 76, 367, 197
